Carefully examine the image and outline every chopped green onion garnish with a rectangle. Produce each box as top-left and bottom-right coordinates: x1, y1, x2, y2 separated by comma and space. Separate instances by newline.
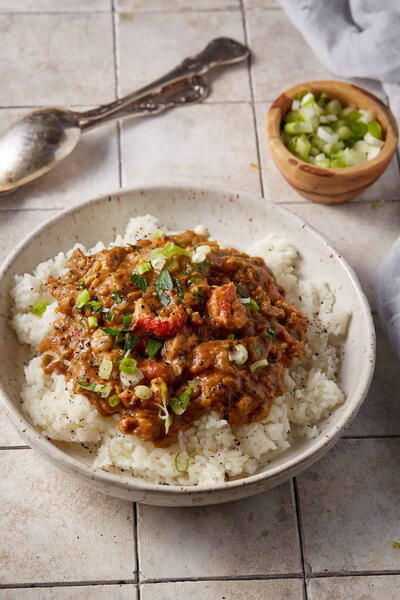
134, 385, 152, 400
255, 345, 263, 356
164, 413, 173, 434
122, 313, 132, 329
75, 289, 90, 309
88, 316, 98, 328
138, 261, 151, 275
85, 300, 102, 312
119, 357, 137, 374
32, 298, 48, 317
248, 299, 259, 312
108, 394, 120, 407
78, 281, 87, 288
228, 344, 248, 366
250, 359, 269, 373
111, 290, 123, 304
104, 311, 115, 322
267, 328, 277, 339
170, 386, 193, 415
368, 120, 382, 139
234, 282, 248, 298
130, 273, 147, 293
150, 229, 164, 239
78, 382, 112, 398
174, 451, 189, 473
99, 358, 113, 380
145, 337, 163, 357
151, 241, 190, 260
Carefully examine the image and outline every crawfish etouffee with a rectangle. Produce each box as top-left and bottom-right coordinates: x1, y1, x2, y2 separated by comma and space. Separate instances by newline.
38, 229, 308, 447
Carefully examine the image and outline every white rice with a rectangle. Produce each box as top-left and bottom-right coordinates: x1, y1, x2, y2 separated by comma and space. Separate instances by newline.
11, 215, 349, 486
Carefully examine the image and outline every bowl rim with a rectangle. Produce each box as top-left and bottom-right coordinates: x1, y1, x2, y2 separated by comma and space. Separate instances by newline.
267, 79, 398, 176
0, 183, 376, 496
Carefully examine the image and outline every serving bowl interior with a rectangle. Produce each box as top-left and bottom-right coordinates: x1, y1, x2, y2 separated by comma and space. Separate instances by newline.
0, 185, 375, 506
267, 80, 398, 205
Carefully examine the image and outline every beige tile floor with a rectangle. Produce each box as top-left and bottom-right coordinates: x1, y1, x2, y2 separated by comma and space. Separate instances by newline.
0, 2, 399, 599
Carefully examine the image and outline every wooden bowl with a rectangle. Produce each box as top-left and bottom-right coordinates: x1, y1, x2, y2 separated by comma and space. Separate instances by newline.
266, 80, 399, 204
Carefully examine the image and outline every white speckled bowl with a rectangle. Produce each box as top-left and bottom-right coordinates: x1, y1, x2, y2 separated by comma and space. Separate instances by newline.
0, 185, 375, 506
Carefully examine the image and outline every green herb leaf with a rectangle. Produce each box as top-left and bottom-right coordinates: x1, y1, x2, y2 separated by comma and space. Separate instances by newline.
131, 273, 147, 293
78, 281, 87, 288
174, 278, 184, 301
124, 332, 140, 355
111, 289, 123, 304
122, 313, 132, 329
195, 259, 211, 275
181, 268, 191, 275
234, 282, 248, 298
32, 298, 48, 317
108, 394, 120, 407
104, 310, 115, 322
155, 268, 173, 306
119, 357, 137, 374
267, 328, 277, 339
101, 327, 122, 337
128, 244, 141, 251
174, 451, 189, 473
170, 386, 192, 415
145, 337, 163, 357
255, 345, 263, 356
75, 289, 90, 309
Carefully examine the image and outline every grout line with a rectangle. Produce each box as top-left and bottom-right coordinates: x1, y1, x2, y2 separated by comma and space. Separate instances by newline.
0, 11, 111, 16
292, 479, 310, 598
133, 503, 141, 593
239, 0, 265, 198
141, 574, 304, 584
0, 580, 137, 590
0, 445, 30, 451
309, 569, 400, 578
111, 0, 123, 188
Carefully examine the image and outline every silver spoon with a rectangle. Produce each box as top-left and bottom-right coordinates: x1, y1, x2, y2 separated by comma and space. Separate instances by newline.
0, 37, 250, 194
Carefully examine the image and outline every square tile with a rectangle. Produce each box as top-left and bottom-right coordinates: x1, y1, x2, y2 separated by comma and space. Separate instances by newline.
137, 483, 301, 580
255, 103, 400, 204
0, 0, 111, 10
246, 9, 385, 102
308, 575, 400, 600
0, 449, 136, 584
141, 579, 304, 600
286, 201, 400, 308
0, 14, 114, 106
0, 586, 136, 600
346, 318, 400, 437
116, 0, 239, 8
120, 103, 261, 194
0, 108, 119, 210
297, 438, 400, 573
116, 10, 250, 102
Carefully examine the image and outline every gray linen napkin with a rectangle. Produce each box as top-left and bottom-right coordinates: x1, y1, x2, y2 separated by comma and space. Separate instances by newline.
279, 0, 400, 356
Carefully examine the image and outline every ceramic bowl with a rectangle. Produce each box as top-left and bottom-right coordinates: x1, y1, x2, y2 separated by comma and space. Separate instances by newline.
0, 185, 375, 506
267, 80, 398, 205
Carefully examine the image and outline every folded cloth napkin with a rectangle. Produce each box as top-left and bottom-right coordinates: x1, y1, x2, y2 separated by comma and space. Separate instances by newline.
280, 0, 400, 356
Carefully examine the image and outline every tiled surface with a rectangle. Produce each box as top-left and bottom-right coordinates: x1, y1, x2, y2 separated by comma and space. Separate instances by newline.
1, 2, 400, 598
116, 9, 250, 103
138, 483, 301, 580
0, 14, 115, 106
141, 579, 304, 599
0, 450, 136, 585
308, 575, 400, 600
120, 103, 260, 192
297, 438, 400, 573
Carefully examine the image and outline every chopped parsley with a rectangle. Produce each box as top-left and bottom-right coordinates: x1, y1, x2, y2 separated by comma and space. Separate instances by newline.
174, 278, 184, 301
234, 282, 248, 298
124, 332, 140, 355
195, 259, 210, 275
122, 313, 132, 329
111, 290, 123, 304
104, 310, 115, 322
267, 328, 277, 339
131, 273, 147, 293
101, 327, 122, 337
155, 268, 173, 307
146, 337, 164, 357
255, 345, 263, 356
181, 268, 191, 275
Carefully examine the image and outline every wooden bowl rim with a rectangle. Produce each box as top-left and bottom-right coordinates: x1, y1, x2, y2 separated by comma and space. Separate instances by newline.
266, 80, 398, 177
